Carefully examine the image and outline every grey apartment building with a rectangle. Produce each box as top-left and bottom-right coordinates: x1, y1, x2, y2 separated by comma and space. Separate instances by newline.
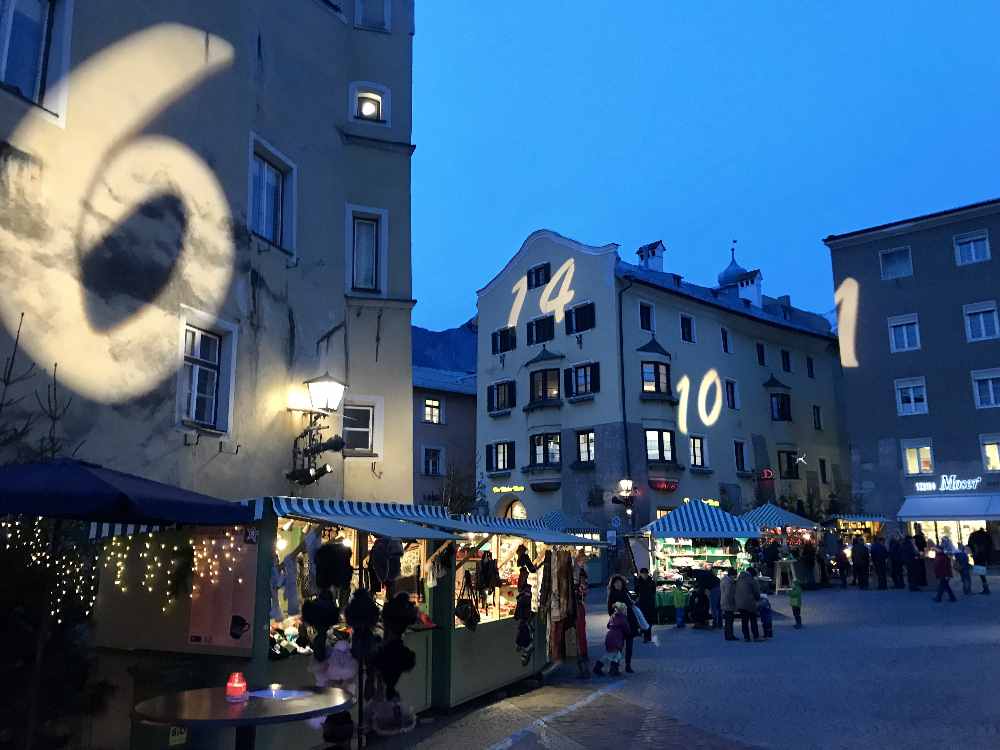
825, 199, 1000, 547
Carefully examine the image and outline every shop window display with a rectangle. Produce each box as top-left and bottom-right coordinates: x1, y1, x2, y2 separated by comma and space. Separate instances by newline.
453, 534, 541, 627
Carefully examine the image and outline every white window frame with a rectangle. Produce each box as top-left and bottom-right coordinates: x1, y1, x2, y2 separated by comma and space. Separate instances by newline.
638, 299, 655, 333
422, 445, 445, 477
724, 378, 740, 410
0, 0, 73, 125
879, 246, 913, 280
980, 433, 1000, 473
342, 396, 383, 456
689, 434, 708, 468
679, 313, 697, 343
887, 313, 921, 353
348, 80, 391, 128
963, 301, 1000, 343
971, 368, 1000, 410
354, 0, 391, 31
895, 376, 928, 416
423, 396, 444, 424
577, 430, 596, 464
900, 437, 934, 476
954, 230, 991, 267
345, 203, 389, 297
176, 306, 238, 435
248, 133, 297, 253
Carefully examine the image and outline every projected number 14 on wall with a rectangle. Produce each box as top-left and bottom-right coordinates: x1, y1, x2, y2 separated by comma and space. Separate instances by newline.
508, 259, 576, 327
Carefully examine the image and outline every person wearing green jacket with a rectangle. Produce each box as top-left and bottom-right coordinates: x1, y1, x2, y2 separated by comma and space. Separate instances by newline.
672, 581, 687, 628
789, 580, 803, 629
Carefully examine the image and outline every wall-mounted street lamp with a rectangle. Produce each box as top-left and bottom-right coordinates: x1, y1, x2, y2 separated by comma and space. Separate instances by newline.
612, 478, 636, 529
286, 373, 348, 486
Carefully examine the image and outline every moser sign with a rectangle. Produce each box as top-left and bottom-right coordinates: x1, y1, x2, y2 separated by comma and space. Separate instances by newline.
914, 475, 983, 492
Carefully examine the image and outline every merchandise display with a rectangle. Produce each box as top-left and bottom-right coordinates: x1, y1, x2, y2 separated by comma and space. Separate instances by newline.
652, 537, 750, 580
453, 534, 541, 627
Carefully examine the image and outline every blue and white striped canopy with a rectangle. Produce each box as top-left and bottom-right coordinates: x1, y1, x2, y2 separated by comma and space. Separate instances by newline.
830, 514, 889, 523
742, 503, 818, 530
261, 498, 597, 546
642, 500, 760, 539
540, 510, 601, 535
270, 497, 457, 540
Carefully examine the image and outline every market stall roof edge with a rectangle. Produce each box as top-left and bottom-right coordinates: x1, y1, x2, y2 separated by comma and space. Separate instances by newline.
741, 503, 818, 529
642, 500, 761, 539
267, 497, 459, 540
829, 513, 890, 523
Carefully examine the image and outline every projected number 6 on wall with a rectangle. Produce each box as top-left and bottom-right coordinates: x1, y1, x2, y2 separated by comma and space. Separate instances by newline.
676, 369, 723, 435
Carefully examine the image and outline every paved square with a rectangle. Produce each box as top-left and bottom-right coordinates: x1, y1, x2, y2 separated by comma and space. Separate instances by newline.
373, 579, 1000, 749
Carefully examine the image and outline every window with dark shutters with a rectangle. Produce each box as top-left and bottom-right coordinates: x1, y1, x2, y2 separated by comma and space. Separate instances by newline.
527, 315, 554, 345
564, 368, 575, 398
566, 302, 596, 334
492, 326, 516, 354
486, 384, 495, 412
486, 443, 495, 471
806, 356, 815, 379
527, 263, 551, 290
756, 342, 766, 366
530, 369, 560, 402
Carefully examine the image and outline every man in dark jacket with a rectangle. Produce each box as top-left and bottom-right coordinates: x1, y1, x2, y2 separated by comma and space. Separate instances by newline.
903, 535, 923, 591
870, 536, 890, 590
635, 568, 656, 642
851, 536, 871, 590
969, 528, 992, 594
889, 534, 905, 589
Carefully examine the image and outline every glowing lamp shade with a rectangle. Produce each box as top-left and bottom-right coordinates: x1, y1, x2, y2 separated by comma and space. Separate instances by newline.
225, 672, 248, 702
356, 93, 382, 120
618, 478, 634, 495
305, 372, 346, 412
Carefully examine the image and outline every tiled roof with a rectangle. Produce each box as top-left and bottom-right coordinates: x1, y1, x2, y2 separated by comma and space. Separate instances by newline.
412, 366, 476, 396
636, 336, 671, 357
617, 260, 834, 340
524, 345, 565, 366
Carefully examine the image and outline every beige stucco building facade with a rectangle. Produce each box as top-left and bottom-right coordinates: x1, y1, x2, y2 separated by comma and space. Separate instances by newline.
476, 230, 850, 532
0, 0, 415, 502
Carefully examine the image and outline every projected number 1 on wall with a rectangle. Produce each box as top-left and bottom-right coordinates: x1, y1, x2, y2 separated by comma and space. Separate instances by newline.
676, 369, 723, 435
508, 259, 576, 328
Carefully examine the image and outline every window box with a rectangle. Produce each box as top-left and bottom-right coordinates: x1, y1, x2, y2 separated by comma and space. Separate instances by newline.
488, 408, 512, 418
639, 391, 679, 404
735, 470, 755, 479
570, 460, 596, 471
530, 481, 561, 493
646, 460, 685, 471
521, 463, 561, 475
486, 470, 512, 479
568, 393, 595, 404
689, 466, 714, 475
523, 398, 563, 413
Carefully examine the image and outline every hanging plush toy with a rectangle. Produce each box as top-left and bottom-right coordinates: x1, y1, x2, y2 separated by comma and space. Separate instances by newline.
381, 592, 417, 639
315, 541, 353, 591
345, 588, 380, 662
301, 592, 339, 662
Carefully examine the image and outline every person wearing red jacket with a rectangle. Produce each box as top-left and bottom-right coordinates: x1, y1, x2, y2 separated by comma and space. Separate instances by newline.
933, 548, 957, 603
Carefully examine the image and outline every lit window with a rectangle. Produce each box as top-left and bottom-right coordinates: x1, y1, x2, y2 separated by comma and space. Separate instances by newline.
895, 377, 928, 416
423, 447, 442, 476
725, 379, 739, 410
954, 230, 991, 266
487, 441, 514, 472
645, 429, 674, 462
812, 404, 823, 430
529, 368, 560, 402
680, 314, 695, 343
181, 326, 221, 428
566, 302, 596, 335
964, 302, 999, 342
880, 246, 913, 280
641, 361, 671, 394
526, 315, 555, 345
981, 435, 1000, 472
781, 349, 792, 373
570, 362, 599, 397
343, 404, 374, 451
355, 92, 383, 121
250, 153, 285, 245
424, 398, 441, 424
778, 450, 799, 479
352, 215, 379, 291
487, 380, 516, 412
639, 302, 654, 332
972, 369, 1000, 409
721, 327, 731, 353
491, 326, 516, 354
530, 433, 560, 465
577, 430, 595, 464
901, 439, 934, 476
770, 392, 792, 422
527, 263, 550, 290
690, 436, 706, 468
888, 314, 920, 352
734, 440, 747, 472
0, 0, 53, 104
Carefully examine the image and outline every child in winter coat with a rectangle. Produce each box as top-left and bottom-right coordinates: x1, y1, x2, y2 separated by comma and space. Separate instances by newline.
593, 602, 630, 676
758, 594, 773, 638
789, 580, 803, 628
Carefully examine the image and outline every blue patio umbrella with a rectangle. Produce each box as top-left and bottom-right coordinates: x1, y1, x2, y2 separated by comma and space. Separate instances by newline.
0, 458, 251, 525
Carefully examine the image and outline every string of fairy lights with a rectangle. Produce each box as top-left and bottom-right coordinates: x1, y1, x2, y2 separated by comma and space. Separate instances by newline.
3, 517, 248, 622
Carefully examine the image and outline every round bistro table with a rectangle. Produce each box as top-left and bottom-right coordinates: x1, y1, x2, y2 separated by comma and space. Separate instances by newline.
133, 685, 353, 750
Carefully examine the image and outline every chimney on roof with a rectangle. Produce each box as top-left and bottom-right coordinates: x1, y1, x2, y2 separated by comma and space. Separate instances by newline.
636, 241, 666, 272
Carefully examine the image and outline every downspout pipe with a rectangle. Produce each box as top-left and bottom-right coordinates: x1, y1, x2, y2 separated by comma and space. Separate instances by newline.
617, 276, 634, 499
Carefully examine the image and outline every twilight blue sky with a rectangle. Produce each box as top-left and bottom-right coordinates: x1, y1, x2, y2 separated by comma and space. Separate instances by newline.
410, 2, 1000, 330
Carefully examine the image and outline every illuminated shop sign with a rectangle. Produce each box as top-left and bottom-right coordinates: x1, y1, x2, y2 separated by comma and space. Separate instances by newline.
914, 475, 983, 493
759, 468, 776, 480
492, 485, 525, 494
649, 479, 679, 492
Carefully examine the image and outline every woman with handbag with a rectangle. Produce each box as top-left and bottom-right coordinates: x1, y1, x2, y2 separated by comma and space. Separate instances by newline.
604, 575, 640, 673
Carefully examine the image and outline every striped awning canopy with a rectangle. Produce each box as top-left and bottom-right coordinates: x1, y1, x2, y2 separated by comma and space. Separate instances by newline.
540, 511, 602, 535
742, 503, 818, 530
830, 514, 889, 523
642, 500, 760, 539
269, 497, 457, 540
261, 498, 597, 546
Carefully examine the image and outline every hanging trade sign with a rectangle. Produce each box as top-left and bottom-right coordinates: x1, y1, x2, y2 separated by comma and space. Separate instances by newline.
649, 479, 679, 492
914, 475, 983, 493
492, 485, 525, 494
759, 468, 776, 480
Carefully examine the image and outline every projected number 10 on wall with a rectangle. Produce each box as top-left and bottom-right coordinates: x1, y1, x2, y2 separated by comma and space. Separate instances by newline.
508, 259, 576, 328
676, 369, 723, 435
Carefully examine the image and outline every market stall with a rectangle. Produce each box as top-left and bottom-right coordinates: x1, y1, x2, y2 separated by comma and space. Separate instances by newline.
639, 500, 760, 621
828, 514, 888, 544
897, 494, 1000, 547
741, 503, 820, 588
540, 510, 606, 585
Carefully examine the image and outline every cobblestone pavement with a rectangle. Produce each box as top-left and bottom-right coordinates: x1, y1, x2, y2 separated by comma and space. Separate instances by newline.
372, 577, 1000, 749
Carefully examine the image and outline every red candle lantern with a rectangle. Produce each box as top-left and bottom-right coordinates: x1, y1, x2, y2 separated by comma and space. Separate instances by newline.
225, 672, 248, 702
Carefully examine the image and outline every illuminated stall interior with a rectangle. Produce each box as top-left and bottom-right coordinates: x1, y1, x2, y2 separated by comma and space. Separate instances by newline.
741, 503, 819, 548
896, 494, 1000, 547
829, 514, 887, 543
